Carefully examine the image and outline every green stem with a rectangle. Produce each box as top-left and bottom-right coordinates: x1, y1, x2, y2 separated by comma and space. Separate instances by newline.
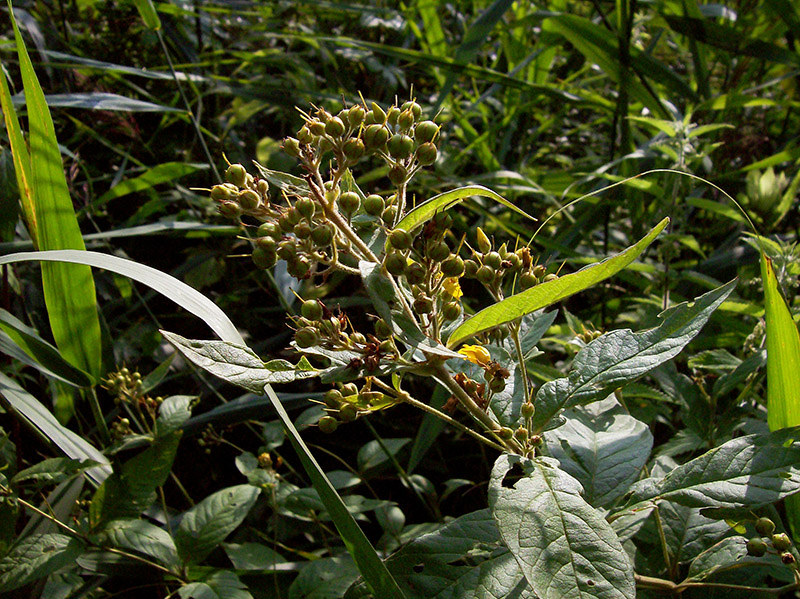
510, 320, 531, 406
86, 387, 111, 445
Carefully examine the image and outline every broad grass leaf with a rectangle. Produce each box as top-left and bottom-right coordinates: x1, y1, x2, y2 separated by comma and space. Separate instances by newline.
161, 331, 318, 393
264, 385, 407, 599
0, 533, 84, 592
133, 0, 161, 30
448, 218, 669, 348
489, 455, 635, 599
96, 162, 205, 205
531, 280, 735, 432
0, 372, 111, 484
98, 519, 180, 570
12, 92, 180, 112
546, 396, 653, 508
174, 485, 261, 565
0, 251, 244, 345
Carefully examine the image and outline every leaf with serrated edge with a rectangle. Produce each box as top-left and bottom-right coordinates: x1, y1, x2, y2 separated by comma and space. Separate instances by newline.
531, 280, 735, 432
489, 454, 635, 599
448, 218, 669, 348
161, 331, 317, 394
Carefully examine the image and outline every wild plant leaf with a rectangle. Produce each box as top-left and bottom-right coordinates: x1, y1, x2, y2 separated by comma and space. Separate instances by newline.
89, 432, 181, 529
0, 308, 94, 387
685, 536, 785, 582
345, 508, 533, 599
7, 3, 102, 378
161, 331, 318, 393
531, 280, 735, 432
179, 571, 252, 599
651, 502, 730, 565
263, 385, 407, 599
224, 542, 287, 571
97, 519, 180, 570
154, 395, 194, 437
292, 556, 361, 599
0, 533, 84, 592
448, 218, 669, 348
0, 373, 111, 484
174, 485, 261, 565
0, 329, 89, 388
0, 251, 244, 345
545, 396, 653, 508
10, 457, 97, 488
391, 185, 534, 247
13, 92, 179, 112
96, 162, 205, 205
617, 427, 800, 514
133, 0, 161, 30
360, 260, 396, 325
489, 454, 635, 599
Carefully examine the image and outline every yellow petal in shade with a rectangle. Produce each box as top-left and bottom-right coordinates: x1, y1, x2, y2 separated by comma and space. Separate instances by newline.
458, 344, 491, 367
443, 277, 463, 299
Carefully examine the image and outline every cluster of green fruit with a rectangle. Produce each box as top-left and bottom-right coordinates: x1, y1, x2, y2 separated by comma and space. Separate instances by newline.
745, 517, 796, 565
317, 382, 397, 432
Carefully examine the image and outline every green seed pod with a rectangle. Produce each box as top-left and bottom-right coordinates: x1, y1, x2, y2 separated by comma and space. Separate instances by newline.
514, 426, 528, 444
341, 383, 359, 397
238, 189, 260, 210
489, 377, 506, 393
370, 102, 387, 125
402, 100, 422, 120
318, 415, 339, 433
506, 253, 522, 271
350, 332, 367, 345
348, 104, 366, 128
388, 134, 414, 160
381, 205, 398, 225
285, 207, 302, 226
343, 138, 365, 161
337, 109, 351, 128
324, 389, 343, 408
464, 259, 479, 278
363, 194, 385, 216
297, 125, 314, 144
388, 228, 413, 251
282, 137, 301, 157
543, 273, 559, 283
375, 319, 393, 340
520, 272, 537, 290
293, 222, 312, 239
338, 191, 361, 216
756, 517, 776, 537
218, 200, 242, 219
255, 236, 276, 251
379, 339, 394, 355
441, 255, 465, 278
289, 256, 311, 278
532, 264, 547, 279
521, 401, 535, 419
476, 227, 492, 254
442, 302, 462, 321
397, 108, 415, 131
477, 265, 496, 285
339, 403, 358, 422
428, 240, 451, 262
225, 163, 248, 187
384, 251, 407, 276
325, 116, 345, 138
773, 533, 792, 551
414, 120, 438, 144
278, 214, 294, 233
294, 326, 319, 348
363, 124, 389, 150
387, 165, 408, 186
277, 239, 297, 261
258, 221, 282, 239
311, 223, 334, 246
415, 142, 438, 166
308, 119, 325, 136
387, 106, 401, 128
483, 251, 502, 269
211, 183, 236, 201
296, 197, 316, 220
405, 262, 426, 285
414, 296, 433, 314
498, 427, 514, 440
301, 299, 324, 321
252, 247, 277, 269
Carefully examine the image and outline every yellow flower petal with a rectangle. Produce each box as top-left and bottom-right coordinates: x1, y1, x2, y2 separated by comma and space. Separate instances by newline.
442, 277, 463, 299
458, 344, 491, 367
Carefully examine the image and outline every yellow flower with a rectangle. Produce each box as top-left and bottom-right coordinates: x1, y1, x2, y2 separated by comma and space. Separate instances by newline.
442, 277, 463, 300
458, 344, 491, 367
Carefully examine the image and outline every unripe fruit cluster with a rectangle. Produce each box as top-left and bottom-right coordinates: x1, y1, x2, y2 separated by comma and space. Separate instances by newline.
210, 163, 269, 220
745, 517, 796, 564
317, 384, 397, 430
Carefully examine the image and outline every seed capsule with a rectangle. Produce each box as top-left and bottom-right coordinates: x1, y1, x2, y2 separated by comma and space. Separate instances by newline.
342, 383, 359, 397
755, 517, 776, 537
370, 103, 387, 125
384, 251, 407, 276
348, 104, 366, 128
363, 194, 385, 216
533, 264, 547, 279
388, 134, 414, 160
318, 415, 339, 433
294, 327, 319, 348
375, 319, 393, 340
414, 120, 438, 144
301, 300, 323, 321
441, 256, 465, 277
427, 240, 451, 262
363, 124, 389, 150
520, 272, 537, 290
343, 138, 365, 161
773, 533, 792, 551
489, 377, 506, 393
338, 191, 361, 216
477, 265, 495, 285
218, 200, 242, 219
225, 164, 248, 187
257, 222, 281, 239
255, 236, 276, 251
282, 137, 301, 157
311, 224, 334, 246
782, 552, 795, 564
521, 401, 535, 419
387, 106, 401, 128
211, 183, 236, 201
405, 262, 426, 285
325, 116, 345, 138
543, 273, 559, 283
238, 189, 260, 210
389, 228, 413, 251
339, 403, 358, 422
463, 259, 479, 278
296, 197, 316, 220
381, 205, 398, 225
442, 302, 461, 321
413, 297, 433, 314
415, 142, 438, 166
483, 251, 502, 269
401, 100, 422, 120
397, 108, 415, 131
293, 222, 312, 240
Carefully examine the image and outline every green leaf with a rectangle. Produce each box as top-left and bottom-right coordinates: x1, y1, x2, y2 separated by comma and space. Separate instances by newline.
531, 280, 735, 432
7, 2, 103, 378
96, 162, 205, 205
290, 555, 360, 599
263, 385, 407, 599
161, 331, 318, 393
179, 571, 252, 599
0, 372, 111, 484
224, 542, 287, 571
546, 396, 653, 508
13, 92, 180, 113
11, 457, 97, 488
346, 508, 533, 599
0, 533, 84, 592
391, 185, 534, 248
357, 439, 410, 473
448, 218, 669, 348
98, 519, 180, 570
0, 251, 244, 345
489, 454, 635, 599
618, 427, 800, 514
174, 485, 261, 565
154, 395, 195, 438
133, 0, 161, 30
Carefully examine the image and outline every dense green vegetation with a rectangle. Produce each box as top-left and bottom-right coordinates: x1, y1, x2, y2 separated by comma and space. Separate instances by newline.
1, 1, 800, 597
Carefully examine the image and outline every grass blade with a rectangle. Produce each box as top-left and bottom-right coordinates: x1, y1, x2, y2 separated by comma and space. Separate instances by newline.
264, 385, 406, 599
447, 218, 669, 347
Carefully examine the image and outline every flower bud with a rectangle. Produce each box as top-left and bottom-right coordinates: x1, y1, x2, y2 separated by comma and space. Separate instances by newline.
370, 102, 387, 125
388, 228, 413, 251
301, 299, 324, 321
318, 415, 339, 433
415, 142, 438, 166
294, 327, 319, 348
225, 163, 248, 187
338, 191, 361, 216
388, 134, 414, 160
363, 194, 385, 216
414, 120, 438, 143
476, 227, 492, 253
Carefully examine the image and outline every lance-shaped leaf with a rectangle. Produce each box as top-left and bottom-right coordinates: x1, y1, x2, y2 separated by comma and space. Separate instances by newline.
390, 185, 535, 249
0, 533, 84, 592
448, 218, 669, 348
531, 280, 735, 432
161, 331, 317, 394
489, 454, 635, 599
616, 427, 800, 515
98, 519, 180, 570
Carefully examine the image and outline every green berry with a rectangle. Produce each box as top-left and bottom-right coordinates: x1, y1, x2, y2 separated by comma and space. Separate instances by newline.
301, 300, 323, 321
318, 415, 339, 433
363, 194, 385, 216
388, 134, 414, 160
415, 142, 438, 166
388, 228, 413, 251
311, 223, 334, 246
414, 120, 438, 143
773, 533, 792, 551
225, 163, 248, 187
441, 255, 465, 277
252, 247, 276, 269
338, 191, 361, 216
756, 517, 776, 537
